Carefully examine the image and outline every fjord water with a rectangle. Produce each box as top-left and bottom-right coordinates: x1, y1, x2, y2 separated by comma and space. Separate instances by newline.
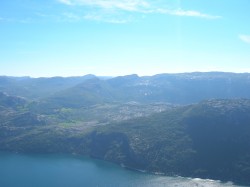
0, 152, 242, 187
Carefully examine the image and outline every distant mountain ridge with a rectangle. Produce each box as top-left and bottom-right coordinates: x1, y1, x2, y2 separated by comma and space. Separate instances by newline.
0, 74, 98, 99
19, 72, 250, 110
2, 72, 250, 107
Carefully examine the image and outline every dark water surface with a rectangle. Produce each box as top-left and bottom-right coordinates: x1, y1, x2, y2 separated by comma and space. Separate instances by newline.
0, 152, 243, 187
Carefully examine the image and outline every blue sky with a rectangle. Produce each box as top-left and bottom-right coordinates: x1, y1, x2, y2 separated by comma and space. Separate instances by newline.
0, 0, 250, 77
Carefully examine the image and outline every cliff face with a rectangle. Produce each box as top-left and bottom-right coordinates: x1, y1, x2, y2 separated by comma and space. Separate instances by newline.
75, 99, 250, 185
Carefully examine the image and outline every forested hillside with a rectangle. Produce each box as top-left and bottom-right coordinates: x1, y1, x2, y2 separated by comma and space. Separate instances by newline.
1, 73, 250, 186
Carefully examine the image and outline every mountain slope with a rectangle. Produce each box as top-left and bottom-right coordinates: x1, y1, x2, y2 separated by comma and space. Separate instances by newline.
0, 75, 97, 100
2, 72, 250, 109
0, 92, 46, 143
1, 99, 250, 185
35, 72, 250, 110
85, 99, 250, 184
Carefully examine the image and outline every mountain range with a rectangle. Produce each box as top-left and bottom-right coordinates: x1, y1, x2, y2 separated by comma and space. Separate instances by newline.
1, 72, 250, 186
1, 72, 250, 106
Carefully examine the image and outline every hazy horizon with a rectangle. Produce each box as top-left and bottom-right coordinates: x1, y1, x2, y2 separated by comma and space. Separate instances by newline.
2, 70, 250, 79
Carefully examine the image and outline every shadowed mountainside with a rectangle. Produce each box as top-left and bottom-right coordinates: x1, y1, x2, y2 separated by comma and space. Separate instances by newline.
1, 98, 250, 185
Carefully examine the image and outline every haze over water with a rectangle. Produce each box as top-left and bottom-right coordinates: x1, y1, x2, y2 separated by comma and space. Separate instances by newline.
0, 152, 243, 187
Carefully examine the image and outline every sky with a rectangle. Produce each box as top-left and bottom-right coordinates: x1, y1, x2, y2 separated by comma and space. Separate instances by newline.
0, 0, 250, 77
